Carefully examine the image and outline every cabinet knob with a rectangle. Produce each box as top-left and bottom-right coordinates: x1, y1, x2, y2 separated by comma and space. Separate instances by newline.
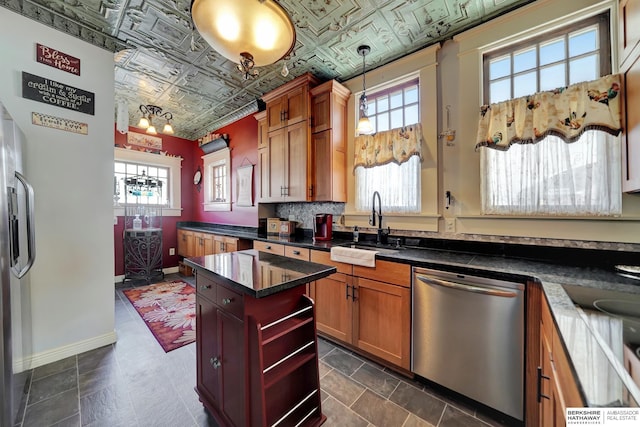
222, 297, 233, 305
293, 250, 300, 255
266, 245, 272, 250
200, 284, 211, 290
210, 357, 221, 369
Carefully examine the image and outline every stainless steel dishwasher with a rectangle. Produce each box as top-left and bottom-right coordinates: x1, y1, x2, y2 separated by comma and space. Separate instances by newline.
412, 267, 525, 421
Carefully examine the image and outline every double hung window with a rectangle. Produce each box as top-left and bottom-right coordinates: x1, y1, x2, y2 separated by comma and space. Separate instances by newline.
479, 13, 621, 216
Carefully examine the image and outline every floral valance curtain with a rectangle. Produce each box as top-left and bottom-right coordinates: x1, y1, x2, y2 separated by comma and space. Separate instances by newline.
353, 123, 423, 171
475, 74, 622, 151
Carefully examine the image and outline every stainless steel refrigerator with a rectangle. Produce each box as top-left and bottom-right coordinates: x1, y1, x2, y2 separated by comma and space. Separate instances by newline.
1, 101, 35, 427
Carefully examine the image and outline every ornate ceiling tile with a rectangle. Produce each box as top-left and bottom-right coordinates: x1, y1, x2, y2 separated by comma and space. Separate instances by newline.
2, 0, 534, 140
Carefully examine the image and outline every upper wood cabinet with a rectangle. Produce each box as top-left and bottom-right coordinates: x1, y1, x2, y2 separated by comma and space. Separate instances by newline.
309, 80, 350, 202
619, 1, 640, 192
263, 73, 319, 132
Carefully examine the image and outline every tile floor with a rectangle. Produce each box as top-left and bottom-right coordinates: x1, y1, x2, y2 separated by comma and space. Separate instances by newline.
14, 274, 519, 427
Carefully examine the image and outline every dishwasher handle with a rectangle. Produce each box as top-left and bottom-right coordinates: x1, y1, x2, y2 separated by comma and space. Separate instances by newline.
416, 275, 518, 298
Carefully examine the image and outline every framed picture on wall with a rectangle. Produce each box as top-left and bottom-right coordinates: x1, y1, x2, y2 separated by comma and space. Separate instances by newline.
236, 164, 253, 207
127, 131, 162, 150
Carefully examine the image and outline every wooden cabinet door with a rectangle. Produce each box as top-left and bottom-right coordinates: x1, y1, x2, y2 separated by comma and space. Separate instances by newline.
266, 128, 286, 201
257, 147, 271, 202
177, 229, 194, 257
284, 121, 309, 201
622, 55, 640, 192
539, 319, 554, 426
196, 296, 220, 407
194, 233, 214, 256
256, 111, 268, 149
620, 0, 640, 68
284, 84, 308, 126
266, 96, 286, 132
314, 273, 353, 343
311, 90, 331, 133
353, 277, 411, 370
311, 130, 330, 201
218, 309, 245, 427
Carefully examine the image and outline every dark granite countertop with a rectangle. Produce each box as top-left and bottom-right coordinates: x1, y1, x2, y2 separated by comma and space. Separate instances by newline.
183, 249, 336, 298
178, 223, 640, 406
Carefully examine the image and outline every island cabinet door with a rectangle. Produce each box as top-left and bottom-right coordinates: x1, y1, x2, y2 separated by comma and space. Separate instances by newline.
218, 309, 246, 427
353, 277, 411, 370
312, 273, 353, 343
196, 296, 220, 408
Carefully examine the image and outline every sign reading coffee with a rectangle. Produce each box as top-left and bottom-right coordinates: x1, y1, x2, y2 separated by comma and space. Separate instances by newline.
22, 72, 94, 115
36, 43, 80, 75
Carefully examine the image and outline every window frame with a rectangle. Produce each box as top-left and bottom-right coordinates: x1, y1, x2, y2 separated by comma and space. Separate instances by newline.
362, 77, 420, 134
203, 148, 231, 212
114, 147, 183, 217
482, 12, 611, 105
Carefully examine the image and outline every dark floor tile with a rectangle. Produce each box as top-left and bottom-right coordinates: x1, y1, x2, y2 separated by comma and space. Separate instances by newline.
320, 369, 365, 406
351, 362, 399, 398
28, 368, 78, 405
420, 381, 478, 418
50, 414, 81, 427
389, 382, 446, 425
23, 388, 79, 427
77, 345, 116, 374
404, 413, 437, 427
80, 383, 135, 426
318, 360, 332, 378
351, 389, 409, 427
440, 405, 493, 427
321, 396, 369, 427
317, 338, 335, 358
32, 356, 76, 381
79, 364, 122, 397
322, 347, 364, 376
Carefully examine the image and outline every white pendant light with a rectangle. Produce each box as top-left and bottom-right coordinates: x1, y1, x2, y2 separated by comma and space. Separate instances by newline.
356, 45, 374, 135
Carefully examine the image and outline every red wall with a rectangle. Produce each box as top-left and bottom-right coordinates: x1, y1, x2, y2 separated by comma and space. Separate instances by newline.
114, 126, 198, 276
113, 116, 260, 277
191, 115, 260, 226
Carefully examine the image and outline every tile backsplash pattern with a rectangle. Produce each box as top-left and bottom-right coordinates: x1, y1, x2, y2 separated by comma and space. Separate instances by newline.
272, 202, 640, 253
275, 202, 345, 231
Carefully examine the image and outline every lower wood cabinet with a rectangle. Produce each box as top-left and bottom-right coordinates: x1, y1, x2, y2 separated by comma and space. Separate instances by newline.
177, 228, 251, 258
537, 291, 584, 426
309, 250, 411, 370
195, 270, 325, 427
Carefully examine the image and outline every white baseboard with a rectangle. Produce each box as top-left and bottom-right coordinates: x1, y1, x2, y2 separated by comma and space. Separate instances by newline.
114, 266, 180, 284
14, 330, 118, 372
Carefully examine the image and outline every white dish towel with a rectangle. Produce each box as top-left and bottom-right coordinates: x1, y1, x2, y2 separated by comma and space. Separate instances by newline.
330, 246, 377, 267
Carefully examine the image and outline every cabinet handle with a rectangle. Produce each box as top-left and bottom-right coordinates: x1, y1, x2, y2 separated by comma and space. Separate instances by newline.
200, 284, 211, 290
293, 250, 300, 255
210, 357, 221, 369
537, 366, 550, 402
309, 185, 313, 197
284, 110, 288, 120
266, 245, 272, 250
222, 297, 233, 305
352, 286, 358, 302
345, 284, 351, 300
280, 111, 284, 122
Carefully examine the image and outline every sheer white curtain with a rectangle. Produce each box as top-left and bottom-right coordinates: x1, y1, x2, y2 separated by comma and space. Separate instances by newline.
480, 131, 621, 215
355, 155, 421, 213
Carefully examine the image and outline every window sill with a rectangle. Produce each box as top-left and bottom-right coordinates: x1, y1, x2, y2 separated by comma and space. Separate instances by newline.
114, 207, 182, 217
203, 202, 231, 212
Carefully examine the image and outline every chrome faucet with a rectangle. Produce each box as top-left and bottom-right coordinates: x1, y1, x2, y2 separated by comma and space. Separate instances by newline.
370, 191, 386, 244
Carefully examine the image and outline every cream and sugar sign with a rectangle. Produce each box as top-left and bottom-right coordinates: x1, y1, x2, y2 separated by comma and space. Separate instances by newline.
22, 71, 95, 115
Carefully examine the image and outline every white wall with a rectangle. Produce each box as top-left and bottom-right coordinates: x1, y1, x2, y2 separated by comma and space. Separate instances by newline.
0, 9, 115, 367
342, 0, 640, 245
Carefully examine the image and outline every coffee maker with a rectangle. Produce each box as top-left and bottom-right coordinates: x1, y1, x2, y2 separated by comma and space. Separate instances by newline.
314, 214, 333, 241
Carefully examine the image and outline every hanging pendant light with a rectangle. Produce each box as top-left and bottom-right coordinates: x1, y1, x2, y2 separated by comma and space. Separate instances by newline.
191, 0, 296, 79
356, 45, 373, 135
138, 105, 174, 135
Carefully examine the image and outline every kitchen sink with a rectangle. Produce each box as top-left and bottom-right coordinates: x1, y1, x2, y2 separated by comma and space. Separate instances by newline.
340, 242, 401, 254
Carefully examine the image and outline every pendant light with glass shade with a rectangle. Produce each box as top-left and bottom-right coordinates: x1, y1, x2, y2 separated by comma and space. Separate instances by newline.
356, 45, 374, 135
137, 105, 174, 135
190, 0, 296, 80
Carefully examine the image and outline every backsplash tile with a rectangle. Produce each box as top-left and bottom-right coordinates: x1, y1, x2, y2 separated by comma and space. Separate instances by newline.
274, 202, 345, 230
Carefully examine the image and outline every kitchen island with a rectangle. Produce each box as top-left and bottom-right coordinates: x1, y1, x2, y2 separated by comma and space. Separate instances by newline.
184, 250, 336, 427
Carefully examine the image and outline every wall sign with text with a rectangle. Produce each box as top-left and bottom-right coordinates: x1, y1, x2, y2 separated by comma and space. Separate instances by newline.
32, 112, 88, 135
36, 43, 80, 75
22, 72, 95, 115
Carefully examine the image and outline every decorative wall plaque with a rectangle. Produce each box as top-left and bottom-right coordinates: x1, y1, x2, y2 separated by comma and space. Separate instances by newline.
31, 112, 88, 134
22, 72, 95, 115
127, 131, 162, 150
36, 43, 80, 75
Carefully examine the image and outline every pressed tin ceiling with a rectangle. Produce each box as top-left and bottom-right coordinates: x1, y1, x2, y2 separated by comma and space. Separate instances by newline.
0, 0, 534, 140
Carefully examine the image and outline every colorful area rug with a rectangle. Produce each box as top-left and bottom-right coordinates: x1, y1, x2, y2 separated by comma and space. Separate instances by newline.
123, 281, 196, 352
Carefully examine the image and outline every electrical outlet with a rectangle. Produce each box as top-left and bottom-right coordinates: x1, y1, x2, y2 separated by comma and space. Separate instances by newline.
169, 247, 175, 256
445, 218, 456, 233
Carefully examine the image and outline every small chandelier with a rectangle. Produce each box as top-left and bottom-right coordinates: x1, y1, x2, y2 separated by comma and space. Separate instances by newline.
356, 45, 374, 135
137, 105, 174, 135
190, 0, 296, 80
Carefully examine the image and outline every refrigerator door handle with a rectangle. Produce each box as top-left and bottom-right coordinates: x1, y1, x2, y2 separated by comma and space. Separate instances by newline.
12, 171, 35, 278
